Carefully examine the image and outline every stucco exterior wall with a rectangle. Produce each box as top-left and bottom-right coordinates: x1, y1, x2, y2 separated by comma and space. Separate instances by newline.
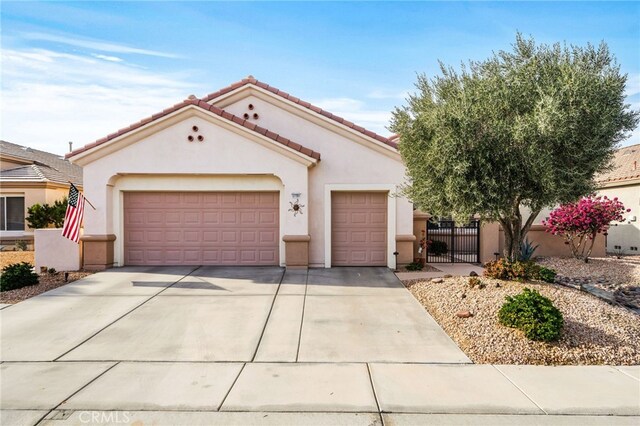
35, 228, 81, 271
79, 108, 311, 267
598, 181, 640, 254
221, 94, 412, 267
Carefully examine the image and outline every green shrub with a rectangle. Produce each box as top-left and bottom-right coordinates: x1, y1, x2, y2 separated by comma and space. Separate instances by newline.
1, 262, 39, 292
484, 259, 540, 281
429, 240, 448, 256
405, 261, 424, 271
537, 266, 557, 283
15, 240, 28, 251
484, 258, 512, 279
498, 288, 563, 341
26, 197, 68, 229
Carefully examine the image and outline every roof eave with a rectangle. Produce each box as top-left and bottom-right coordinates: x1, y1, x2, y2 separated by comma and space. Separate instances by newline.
208, 84, 401, 160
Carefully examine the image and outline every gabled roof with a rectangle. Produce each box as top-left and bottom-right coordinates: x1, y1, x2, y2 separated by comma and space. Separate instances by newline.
66, 98, 321, 161
0, 140, 82, 185
597, 143, 640, 184
202, 76, 398, 150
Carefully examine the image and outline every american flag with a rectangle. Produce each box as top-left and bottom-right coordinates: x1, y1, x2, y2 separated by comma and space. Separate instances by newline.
61, 185, 85, 243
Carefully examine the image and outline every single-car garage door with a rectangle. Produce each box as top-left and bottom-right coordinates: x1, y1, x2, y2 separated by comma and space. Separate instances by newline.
123, 192, 279, 265
331, 192, 387, 266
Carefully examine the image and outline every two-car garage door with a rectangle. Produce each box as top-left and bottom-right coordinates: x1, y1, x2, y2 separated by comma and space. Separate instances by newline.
123, 191, 388, 267
123, 192, 279, 265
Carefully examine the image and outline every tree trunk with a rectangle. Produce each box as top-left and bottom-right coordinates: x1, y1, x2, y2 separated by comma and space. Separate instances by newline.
500, 206, 541, 262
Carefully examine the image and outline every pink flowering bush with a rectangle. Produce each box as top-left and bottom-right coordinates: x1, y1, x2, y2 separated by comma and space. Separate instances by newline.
543, 196, 628, 262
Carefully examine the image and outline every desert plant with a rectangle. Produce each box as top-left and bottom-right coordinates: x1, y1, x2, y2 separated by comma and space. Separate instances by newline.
405, 261, 424, 271
484, 259, 540, 281
543, 196, 628, 262
537, 267, 557, 284
519, 238, 539, 261
484, 258, 512, 280
14, 240, 28, 251
510, 261, 541, 282
428, 240, 448, 256
498, 288, 563, 342
468, 277, 485, 288
48, 267, 57, 274
0, 262, 39, 292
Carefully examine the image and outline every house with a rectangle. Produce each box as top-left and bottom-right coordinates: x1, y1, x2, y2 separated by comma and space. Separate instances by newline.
66, 77, 416, 270
0, 140, 82, 249
596, 143, 640, 255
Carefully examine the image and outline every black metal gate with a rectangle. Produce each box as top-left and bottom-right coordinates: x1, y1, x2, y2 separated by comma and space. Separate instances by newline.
425, 219, 480, 263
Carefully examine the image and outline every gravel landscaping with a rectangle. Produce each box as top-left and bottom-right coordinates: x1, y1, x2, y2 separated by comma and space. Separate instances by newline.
1, 251, 95, 304
0, 271, 94, 304
405, 276, 640, 365
538, 255, 640, 289
538, 256, 640, 311
0, 251, 34, 269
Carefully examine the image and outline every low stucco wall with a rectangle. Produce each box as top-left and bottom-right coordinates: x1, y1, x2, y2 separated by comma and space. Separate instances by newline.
461, 220, 606, 263
35, 229, 81, 271
498, 225, 606, 258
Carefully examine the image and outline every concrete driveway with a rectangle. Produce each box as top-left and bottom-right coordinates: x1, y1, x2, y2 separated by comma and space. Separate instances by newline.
3, 267, 638, 425
1, 266, 468, 363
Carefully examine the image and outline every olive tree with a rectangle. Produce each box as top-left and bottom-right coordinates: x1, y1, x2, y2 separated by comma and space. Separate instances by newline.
391, 34, 638, 261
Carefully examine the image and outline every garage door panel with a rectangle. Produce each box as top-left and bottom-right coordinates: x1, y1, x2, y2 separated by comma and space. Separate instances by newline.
370, 250, 386, 263
331, 192, 387, 266
124, 192, 279, 265
260, 231, 277, 244
146, 212, 163, 225
203, 212, 220, 225
203, 231, 219, 243
370, 212, 386, 224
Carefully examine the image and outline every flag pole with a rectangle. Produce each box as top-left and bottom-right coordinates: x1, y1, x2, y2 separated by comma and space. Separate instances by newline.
68, 181, 97, 210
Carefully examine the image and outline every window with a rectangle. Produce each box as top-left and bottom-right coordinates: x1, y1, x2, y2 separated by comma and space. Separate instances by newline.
0, 197, 25, 231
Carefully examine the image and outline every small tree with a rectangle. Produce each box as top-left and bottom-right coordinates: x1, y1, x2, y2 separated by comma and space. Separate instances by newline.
391, 34, 639, 261
543, 195, 628, 262
26, 197, 68, 229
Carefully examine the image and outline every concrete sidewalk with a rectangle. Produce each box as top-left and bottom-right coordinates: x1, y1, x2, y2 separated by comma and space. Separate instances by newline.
0, 363, 637, 425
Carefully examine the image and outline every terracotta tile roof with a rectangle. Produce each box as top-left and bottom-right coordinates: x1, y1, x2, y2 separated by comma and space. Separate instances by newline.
1, 140, 82, 184
201, 77, 399, 150
66, 98, 321, 161
596, 143, 640, 184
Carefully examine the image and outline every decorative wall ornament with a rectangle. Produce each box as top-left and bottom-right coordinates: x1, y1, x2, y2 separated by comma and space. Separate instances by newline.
289, 199, 305, 216
187, 124, 204, 142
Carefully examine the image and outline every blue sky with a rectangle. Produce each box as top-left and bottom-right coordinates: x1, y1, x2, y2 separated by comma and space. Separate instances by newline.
2, 1, 639, 154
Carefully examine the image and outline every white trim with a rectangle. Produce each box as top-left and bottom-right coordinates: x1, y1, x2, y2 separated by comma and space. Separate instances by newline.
69, 106, 319, 168
324, 184, 397, 269
111, 174, 286, 267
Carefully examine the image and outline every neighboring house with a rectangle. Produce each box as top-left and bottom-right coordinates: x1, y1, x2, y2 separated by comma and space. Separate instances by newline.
596, 143, 640, 255
67, 77, 416, 270
0, 140, 82, 248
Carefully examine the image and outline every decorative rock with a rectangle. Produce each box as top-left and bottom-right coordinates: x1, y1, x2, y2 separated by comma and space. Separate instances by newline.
469, 271, 478, 277
461, 293, 467, 299
456, 310, 473, 318
431, 278, 444, 283
443, 274, 453, 278
495, 283, 501, 288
